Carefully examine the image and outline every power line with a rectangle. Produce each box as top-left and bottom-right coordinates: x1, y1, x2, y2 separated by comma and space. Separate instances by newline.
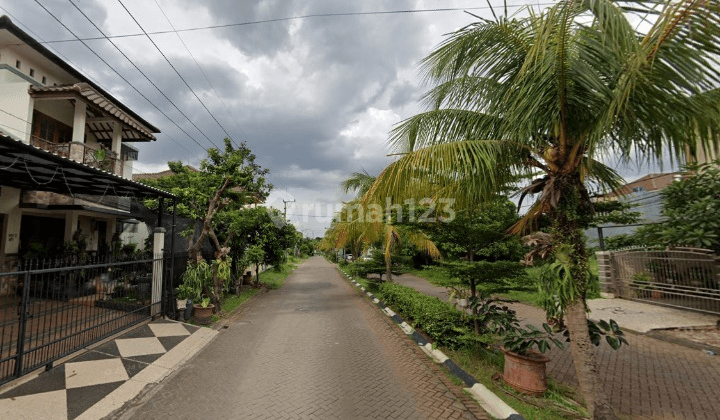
30, 0, 205, 157
61, 0, 215, 153
10, 3, 556, 47
117, 0, 232, 149
152, 0, 251, 146
0, 6, 196, 165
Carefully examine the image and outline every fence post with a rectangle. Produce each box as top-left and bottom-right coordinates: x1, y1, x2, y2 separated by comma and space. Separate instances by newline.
14, 271, 31, 378
152, 227, 166, 317
595, 251, 615, 297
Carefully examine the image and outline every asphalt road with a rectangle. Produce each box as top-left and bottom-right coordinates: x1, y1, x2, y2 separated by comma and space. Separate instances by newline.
116, 257, 480, 420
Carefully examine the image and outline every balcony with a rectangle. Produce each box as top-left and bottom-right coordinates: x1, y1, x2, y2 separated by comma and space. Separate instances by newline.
29, 136, 123, 177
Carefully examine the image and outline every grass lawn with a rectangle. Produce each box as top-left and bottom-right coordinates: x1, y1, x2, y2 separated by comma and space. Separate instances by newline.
202, 256, 309, 325
258, 256, 307, 289
446, 346, 587, 420
221, 288, 259, 313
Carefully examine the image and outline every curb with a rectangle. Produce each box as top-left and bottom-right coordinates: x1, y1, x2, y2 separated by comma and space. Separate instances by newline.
338, 268, 525, 420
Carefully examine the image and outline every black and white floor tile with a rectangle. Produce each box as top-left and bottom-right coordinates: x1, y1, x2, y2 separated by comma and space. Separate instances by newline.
0, 320, 204, 420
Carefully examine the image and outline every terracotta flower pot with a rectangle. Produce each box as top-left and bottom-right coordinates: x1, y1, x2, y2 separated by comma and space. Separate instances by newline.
501, 346, 550, 397
193, 304, 215, 325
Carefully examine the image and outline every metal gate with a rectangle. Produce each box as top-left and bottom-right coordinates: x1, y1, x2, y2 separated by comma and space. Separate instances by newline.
611, 248, 720, 315
0, 254, 161, 386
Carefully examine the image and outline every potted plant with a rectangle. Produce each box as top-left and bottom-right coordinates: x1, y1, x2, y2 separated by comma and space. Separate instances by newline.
501, 319, 628, 397
501, 323, 562, 396
176, 284, 193, 311
193, 296, 215, 325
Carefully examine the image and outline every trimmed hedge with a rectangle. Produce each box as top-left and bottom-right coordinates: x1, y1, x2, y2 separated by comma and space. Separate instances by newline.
378, 282, 475, 350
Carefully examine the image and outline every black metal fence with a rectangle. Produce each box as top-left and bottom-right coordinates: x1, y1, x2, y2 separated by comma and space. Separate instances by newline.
0, 253, 166, 386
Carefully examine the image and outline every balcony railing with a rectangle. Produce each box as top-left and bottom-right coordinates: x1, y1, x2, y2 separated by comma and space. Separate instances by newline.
29, 136, 123, 176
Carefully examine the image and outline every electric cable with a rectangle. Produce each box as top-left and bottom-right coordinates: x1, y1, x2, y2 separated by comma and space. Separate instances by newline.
0, 5, 197, 164
9, 3, 558, 47
153, 0, 251, 146
55, 0, 215, 152
117, 0, 234, 148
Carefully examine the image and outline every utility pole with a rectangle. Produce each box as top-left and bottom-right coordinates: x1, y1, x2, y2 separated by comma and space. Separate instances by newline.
282, 199, 295, 261
283, 199, 295, 221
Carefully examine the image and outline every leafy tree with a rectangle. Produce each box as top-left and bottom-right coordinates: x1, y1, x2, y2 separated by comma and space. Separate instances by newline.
443, 260, 527, 334
427, 198, 524, 262
141, 139, 270, 262
141, 139, 270, 308
245, 245, 265, 285
424, 197, 528, 334
365, 2, 720, 418
633, 160, 720, 252
227, 207, 301, 275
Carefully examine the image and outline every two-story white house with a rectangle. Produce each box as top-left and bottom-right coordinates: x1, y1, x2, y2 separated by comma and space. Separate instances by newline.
0, 15, 170, 266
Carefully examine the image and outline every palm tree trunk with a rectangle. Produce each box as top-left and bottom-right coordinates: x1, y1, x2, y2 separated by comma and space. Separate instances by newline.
566, 300, 617, 419
385, 254, 392, 282
553, 177, 618, 420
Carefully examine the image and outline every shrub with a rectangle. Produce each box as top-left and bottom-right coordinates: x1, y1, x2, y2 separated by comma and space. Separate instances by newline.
378, 282, 475, 350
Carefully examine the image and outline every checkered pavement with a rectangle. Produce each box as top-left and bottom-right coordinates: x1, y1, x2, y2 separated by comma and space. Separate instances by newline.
0, 319, 206, 420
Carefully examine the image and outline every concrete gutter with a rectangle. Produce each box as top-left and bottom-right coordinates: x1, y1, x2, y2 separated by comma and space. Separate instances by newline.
338, 268, 525, 420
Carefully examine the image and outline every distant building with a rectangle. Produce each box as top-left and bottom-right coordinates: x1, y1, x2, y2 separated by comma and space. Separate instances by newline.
587, 172, 681, 244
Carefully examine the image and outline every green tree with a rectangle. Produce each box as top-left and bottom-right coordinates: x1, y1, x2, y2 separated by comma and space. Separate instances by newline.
366, 2, 720, 418
634, 160, 720, 252
428, 198, 524, 262
141, 139, 270, 308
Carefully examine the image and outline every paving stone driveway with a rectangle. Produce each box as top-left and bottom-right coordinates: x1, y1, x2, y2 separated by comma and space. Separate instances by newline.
117, 257, 482, 420
395, 273, 720, 420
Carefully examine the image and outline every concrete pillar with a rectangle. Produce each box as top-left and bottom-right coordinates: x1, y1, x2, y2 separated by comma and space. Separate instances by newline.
595, 251, 616, 297
3, 208, 21, 255
72, 100, 87, 144
64, 211, 79, 242
151, 227, 166, 317
111, 122, 122, 175
24, 96, 34, 144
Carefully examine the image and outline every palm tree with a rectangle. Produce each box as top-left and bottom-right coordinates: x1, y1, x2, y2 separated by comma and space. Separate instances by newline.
366, 1, 720, 418
337, 170, 439, 280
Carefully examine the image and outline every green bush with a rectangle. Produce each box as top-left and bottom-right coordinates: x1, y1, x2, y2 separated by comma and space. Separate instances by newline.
378, 282, 475, 350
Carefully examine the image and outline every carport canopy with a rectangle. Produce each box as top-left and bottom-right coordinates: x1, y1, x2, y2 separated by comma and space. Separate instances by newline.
0, 134, 175, 200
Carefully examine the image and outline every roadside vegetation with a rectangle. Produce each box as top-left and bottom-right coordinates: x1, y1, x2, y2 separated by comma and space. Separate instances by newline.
322, 2, 720, 419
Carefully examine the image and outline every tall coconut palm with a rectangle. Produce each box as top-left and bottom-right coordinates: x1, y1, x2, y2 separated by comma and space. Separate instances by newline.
366, 1, 720, 418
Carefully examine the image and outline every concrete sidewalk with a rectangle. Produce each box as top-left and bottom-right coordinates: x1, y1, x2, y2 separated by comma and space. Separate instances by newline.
394, 273, 720, 420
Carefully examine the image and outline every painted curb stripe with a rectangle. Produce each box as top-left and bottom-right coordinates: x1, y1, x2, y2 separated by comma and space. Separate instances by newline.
465, 383, 521, 420
443, 359, 477, 387
411, 331, 428, 346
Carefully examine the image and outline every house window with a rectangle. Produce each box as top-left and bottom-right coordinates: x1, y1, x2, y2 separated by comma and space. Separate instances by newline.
42, 76, 47, 84
15, 60, 21, 69
31, 110, 73, 144
29, 68, 35, 77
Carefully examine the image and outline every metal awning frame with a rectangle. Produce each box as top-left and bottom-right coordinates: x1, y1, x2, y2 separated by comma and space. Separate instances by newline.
0, 134, 175, 200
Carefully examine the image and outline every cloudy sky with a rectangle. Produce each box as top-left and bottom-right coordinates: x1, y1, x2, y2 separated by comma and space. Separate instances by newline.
1, 0, 674, 237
